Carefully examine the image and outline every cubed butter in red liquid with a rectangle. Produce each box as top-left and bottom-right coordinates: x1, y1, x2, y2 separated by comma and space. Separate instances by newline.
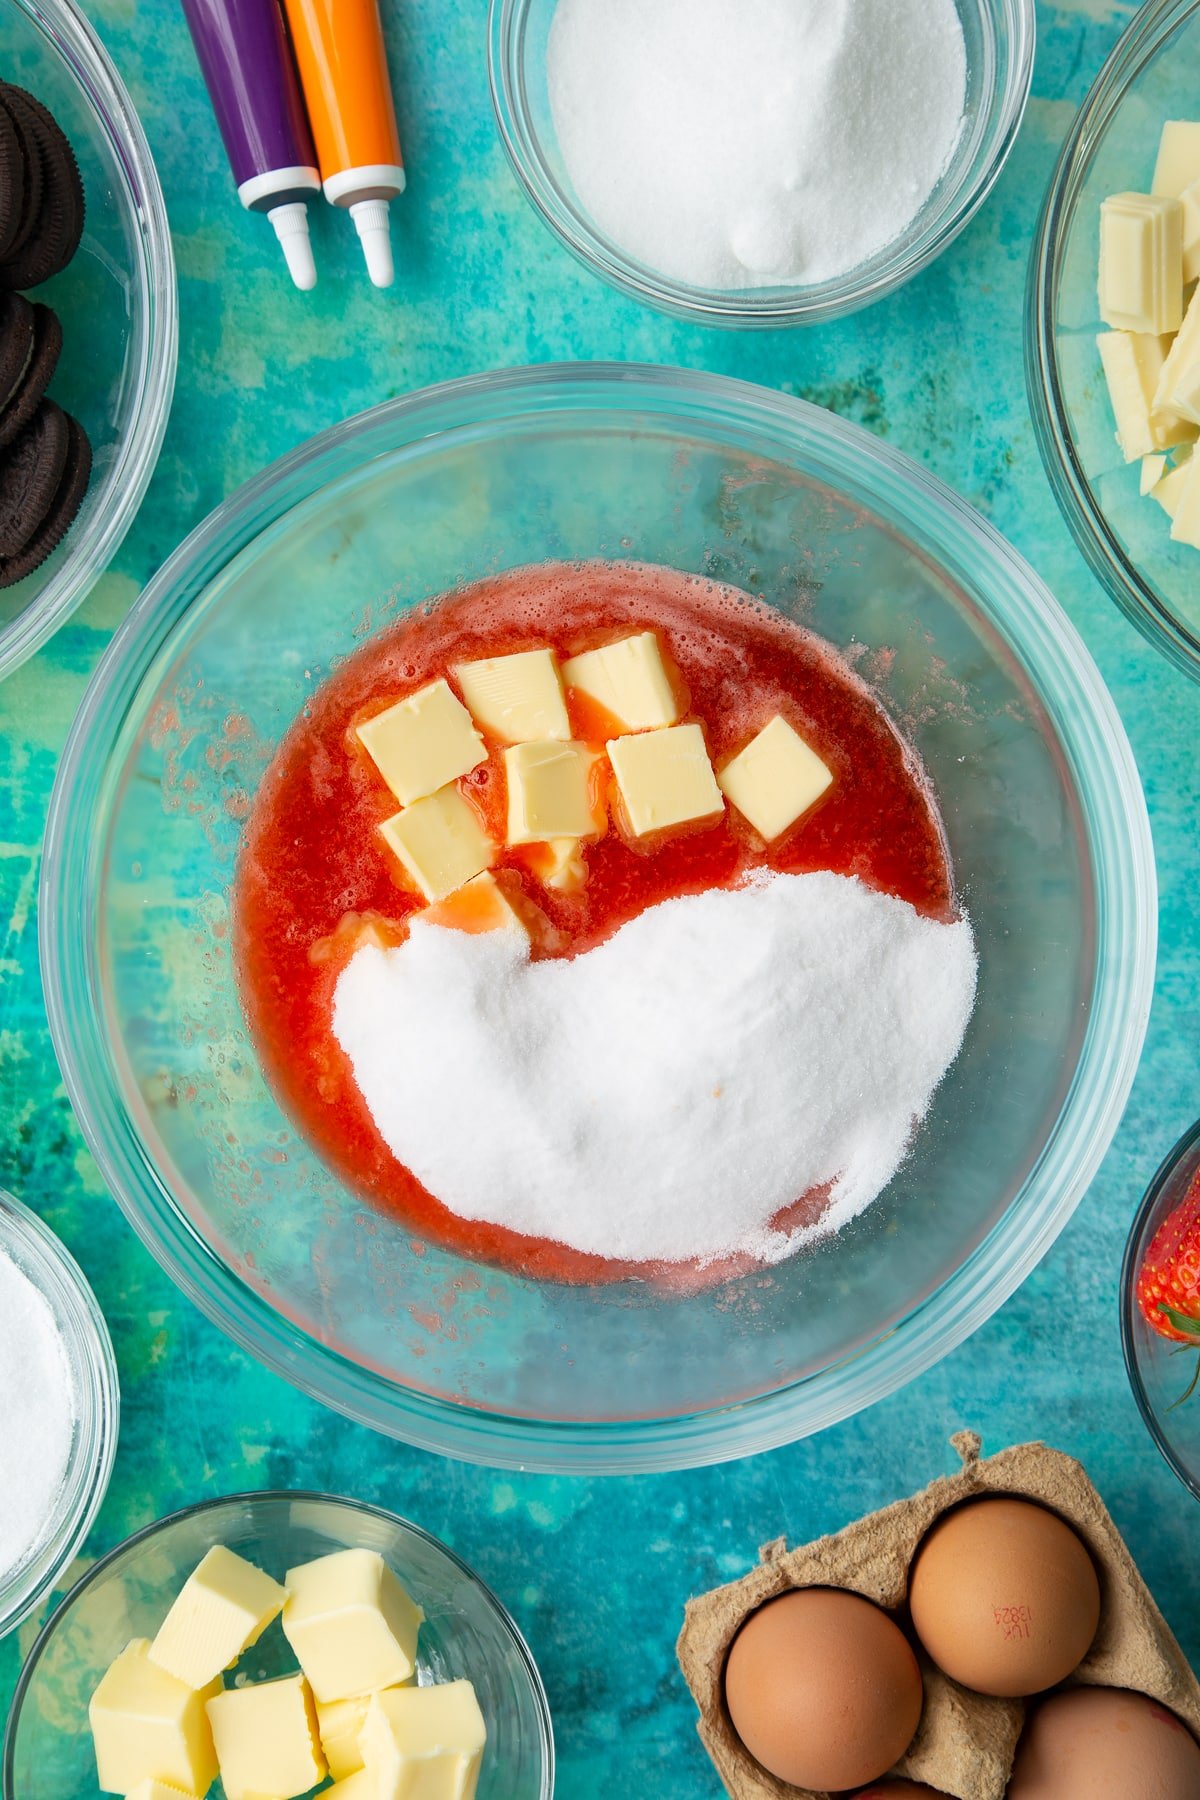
234, 562, 955, 1285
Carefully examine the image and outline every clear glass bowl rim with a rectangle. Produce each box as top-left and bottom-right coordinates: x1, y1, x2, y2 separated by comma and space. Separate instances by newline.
1026, 0, 1200, 683
1120, 1115, 1200, 1503
0, 1189, 119, 1639
1, 1487, 555, 1800
39, 361, 1157, 1474
487, 0, 1036, 327
0, 0, 178, 680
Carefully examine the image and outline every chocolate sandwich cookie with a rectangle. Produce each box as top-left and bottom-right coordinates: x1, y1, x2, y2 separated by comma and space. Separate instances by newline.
0, 84, 84, 289
0, 303, 61, 449
0, 291, 35, 411
0, 398, 69, 559
0, 410, 90, 587
0, 97, 25, 261
0, 85, 45, 262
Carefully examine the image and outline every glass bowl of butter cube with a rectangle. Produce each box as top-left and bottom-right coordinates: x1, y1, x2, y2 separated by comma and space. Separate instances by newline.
1029, 0, 1200, 681
1, 1490, 554, 1800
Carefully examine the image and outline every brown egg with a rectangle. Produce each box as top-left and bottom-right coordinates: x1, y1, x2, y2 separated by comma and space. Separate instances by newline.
723, 1587, 923, 1791
908, 1497, 1101, 1697
1008, 1687, 1200, 1797
852, 1784, 951, 1798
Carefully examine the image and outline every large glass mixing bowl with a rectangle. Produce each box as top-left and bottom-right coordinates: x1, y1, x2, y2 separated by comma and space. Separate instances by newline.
40, 366, 1155, 1474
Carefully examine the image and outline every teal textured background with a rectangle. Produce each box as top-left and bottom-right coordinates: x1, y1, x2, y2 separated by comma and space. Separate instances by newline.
2, 1, 1199, 1793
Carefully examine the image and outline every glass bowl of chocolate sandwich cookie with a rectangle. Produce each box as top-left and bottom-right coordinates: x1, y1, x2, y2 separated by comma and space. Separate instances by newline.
0, 0, 176, 678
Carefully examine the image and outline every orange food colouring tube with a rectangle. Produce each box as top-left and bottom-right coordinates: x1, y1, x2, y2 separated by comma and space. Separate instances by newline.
282, 0, 405, 288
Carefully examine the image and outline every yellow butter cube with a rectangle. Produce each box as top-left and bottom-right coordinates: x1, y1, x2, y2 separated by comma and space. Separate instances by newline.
1096, 331, 1194, 460
205, 1673, 325, 1800
124, 1782, 196, 1800
89, 1639, 219, 1798
1152, 454, 1194, 519
358, 680, 486, 806
380, 787, 494, 903
1099, 193, 1183, 336
1169, 454, 1200, 547
422, 871, 527, 938
717, 716, 834, 842
316, 1692, 373, 1780
608, 724, 723, 838
453, 648, 570, 744
528, 837, 587, 894
282, 1548, 424, 1704
561, 632, 679, 733
316, 1680, 414, 1780
149, 1546, 287, 1691
361, 1682, 487, 1800
328, 1771, 375, 1799
505, 741, 601, 845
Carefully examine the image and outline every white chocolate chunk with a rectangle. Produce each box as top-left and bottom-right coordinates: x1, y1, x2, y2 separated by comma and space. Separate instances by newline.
1096, 331, 1194, 460
205, 1674, 325, 1800
124, 1783, 195, 1800
1141, 454, 1168, 494
717, 716, 834, 842
89, 1639, 219, 1798
360, 1682, 487, 1800
423, 871, 528, 938
282, 1548, 424, 1704
1099, 193, 1183, 335
1151, 457, 1194, 520
358, 680, 486, 806
380, 786, 494, 902
1155, 285, 1200, 425
454, 648, 571, 743
562, 631, 679, 732
1151, 122, 1200, 279
505, 740, 601, 844
1169, 454, 1200, 546
149, 1546, 286, 1691
1181, 179, 1200, 284
1152, 121, 1200, 199
608, 723, 724, 837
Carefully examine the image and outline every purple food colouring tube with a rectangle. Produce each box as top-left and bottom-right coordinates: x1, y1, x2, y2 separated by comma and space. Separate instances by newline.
181, 0, 321, 290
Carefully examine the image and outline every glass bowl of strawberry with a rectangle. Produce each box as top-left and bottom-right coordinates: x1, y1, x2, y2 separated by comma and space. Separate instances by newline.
1122, 1118, 1200, 1500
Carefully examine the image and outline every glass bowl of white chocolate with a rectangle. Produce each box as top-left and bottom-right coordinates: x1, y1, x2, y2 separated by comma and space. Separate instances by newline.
2, 1490, 554, 1800
1029, 0, 1200, 681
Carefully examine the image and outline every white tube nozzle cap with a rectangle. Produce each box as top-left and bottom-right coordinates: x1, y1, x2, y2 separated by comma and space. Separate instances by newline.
269, 201, 317, 292
350, 198, 395, 288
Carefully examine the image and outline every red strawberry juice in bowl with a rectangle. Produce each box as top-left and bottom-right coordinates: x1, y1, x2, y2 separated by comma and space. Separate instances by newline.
234, 559, 977, 1288
1123, 1117, 1200, 1501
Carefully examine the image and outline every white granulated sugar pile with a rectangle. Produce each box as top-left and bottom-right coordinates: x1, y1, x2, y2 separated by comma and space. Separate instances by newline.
333, 872, 977, 1267
547, 0, 967, 290
0, 1248, 76, 1584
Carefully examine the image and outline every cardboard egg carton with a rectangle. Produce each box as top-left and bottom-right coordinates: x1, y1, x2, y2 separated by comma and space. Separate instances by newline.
677, 1434, 1200, 1800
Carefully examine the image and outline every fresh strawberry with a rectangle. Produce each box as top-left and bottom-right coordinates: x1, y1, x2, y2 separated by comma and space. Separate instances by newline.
1137, 1166, 1200, 1349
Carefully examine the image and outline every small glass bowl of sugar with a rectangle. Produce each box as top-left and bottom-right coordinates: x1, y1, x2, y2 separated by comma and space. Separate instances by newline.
0, 1191, 118, 1638
490, 0, 1035, 326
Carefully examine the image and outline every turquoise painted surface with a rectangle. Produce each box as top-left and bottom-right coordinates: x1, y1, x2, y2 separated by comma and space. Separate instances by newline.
2, 1, 1199, 1792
